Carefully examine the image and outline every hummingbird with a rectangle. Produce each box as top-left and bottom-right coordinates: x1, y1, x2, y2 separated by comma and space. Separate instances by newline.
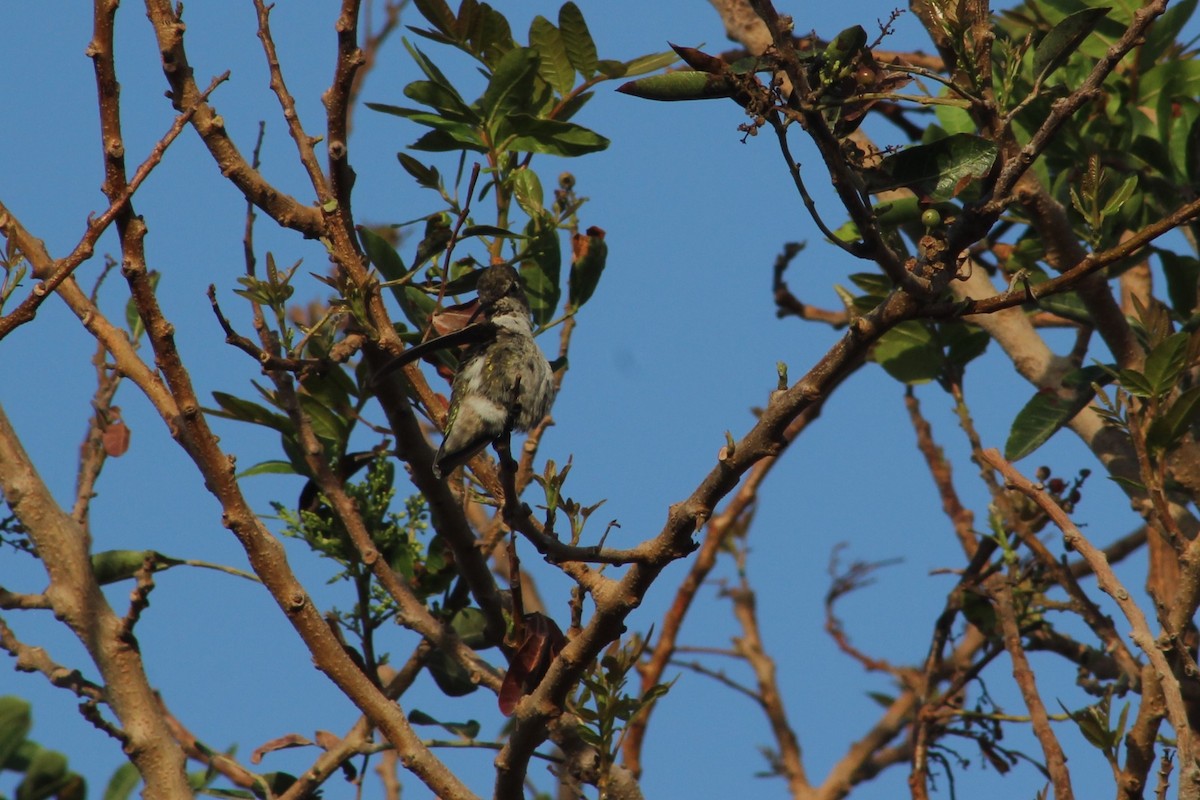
375, 264, 555, 478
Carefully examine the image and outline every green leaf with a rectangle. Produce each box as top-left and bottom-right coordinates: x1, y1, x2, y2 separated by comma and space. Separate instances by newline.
619, 50, 680, 78
873, 321, 942, 384
237, 460, 297, 478
398, 153, 441, 190
400, 39, 460, 99
1117, 368, 1155, 398
558, 2, 598, 76
615, 71, 735, 101
17, 747, 69, 800
1033, 7, 1111, 83
1147, 385, 1200, 453
208, 392, 291, 432
1004, 367, 1110, 461
510, 167, 544, 217
298, 394, 349, 454
102, 763, 140, 800
1142, 0, 1197, 68
462, 2, 515, 67
374, 106, 489, 152
1143, 331, 1190, 396
459, 224, 519, 239
521, 216, 562, 325
395, 285, 437, 332
125, 271, 160, 343
406, 709, 481, 740
409, 127, 488, 154
91, 550, 161, 584
1101, 174, 1137, 218
868, 134, 998, 201
480, 47, 539, 124
529, 17, 575, 95
412, 0, 457, 38
503, 115, 610, 156
0, 697, 32, 771
568, 227, 607, 309
403, 80, 477, 123
450, 607, 493, 649
426, 649, 478, 696
358, 226, 409, 284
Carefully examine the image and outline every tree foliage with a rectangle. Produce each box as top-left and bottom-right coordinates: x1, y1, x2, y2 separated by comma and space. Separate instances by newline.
1, 0, 1199, 799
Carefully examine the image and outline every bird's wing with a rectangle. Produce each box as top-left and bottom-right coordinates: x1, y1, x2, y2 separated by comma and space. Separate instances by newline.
372, 322, 497, 385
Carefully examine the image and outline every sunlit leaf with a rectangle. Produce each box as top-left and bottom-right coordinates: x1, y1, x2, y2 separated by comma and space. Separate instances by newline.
480, 47, 539, 123
873, 321, 942, 384
616, 71, 735, 101
530, 16, 575, 95
510, 167, 544, 216
558, 2, 597, 76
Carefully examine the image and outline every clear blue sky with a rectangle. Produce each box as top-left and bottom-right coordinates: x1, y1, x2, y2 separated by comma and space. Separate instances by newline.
0, 2, 1179, 798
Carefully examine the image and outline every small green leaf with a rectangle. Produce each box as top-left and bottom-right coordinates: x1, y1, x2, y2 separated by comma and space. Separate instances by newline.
1033, 8, 1111, 83
503, 115, 610, 156
450, 607, 493, 649
409, 127, 488, 153
403, 80, 477, 122
426, 649, 478, 696
407, 709, 438, 726
0, 697, 32, 771
521, 216, 562, 325
529, 17, 575, 95
1147, 386, 1200, 453
459, 224, 519, 239
237, 460, 297, 478
102, 763, 140, 800
412, 0, 457, 38
397, 153, 442, 190
510, 167, 544, 216
619, 50, 680, 78
401, 39, 460, 96
1004, 370, 1107, 461
208, 392, 291, 432
873, 321, 942, 384
358, 226, 409, 284
1101, 174, 1137, 218
1110, 475, 1148, 493
17, 747, 69, 800
91, 550, 160, 584
558, 2, 598, 76
125, 271, 160, 343
615, 71, 735, 101
1143, 331, 1189, 396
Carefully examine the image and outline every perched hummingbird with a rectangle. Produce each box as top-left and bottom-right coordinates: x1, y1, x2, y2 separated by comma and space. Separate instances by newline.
375, 264, 555, 478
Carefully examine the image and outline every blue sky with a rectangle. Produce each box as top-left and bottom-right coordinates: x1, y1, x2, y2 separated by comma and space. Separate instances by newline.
0, 1, 1183, 798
